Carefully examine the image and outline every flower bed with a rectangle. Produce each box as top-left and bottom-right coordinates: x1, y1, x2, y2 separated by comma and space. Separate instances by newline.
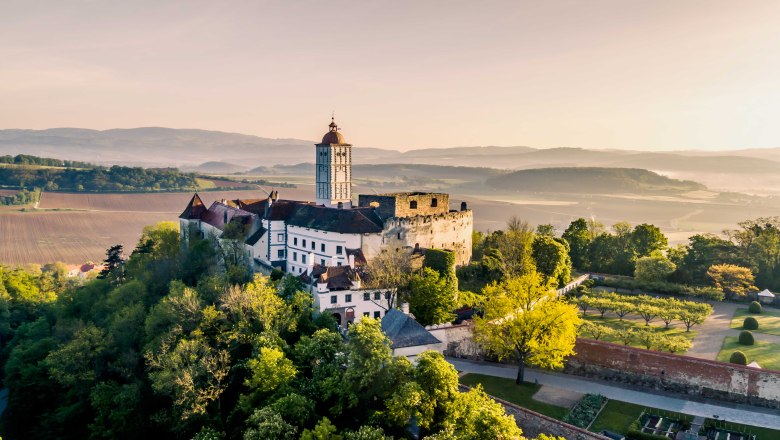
562, 393, 606, 428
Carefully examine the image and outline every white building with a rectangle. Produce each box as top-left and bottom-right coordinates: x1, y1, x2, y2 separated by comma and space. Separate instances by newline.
179, 118, 473, 327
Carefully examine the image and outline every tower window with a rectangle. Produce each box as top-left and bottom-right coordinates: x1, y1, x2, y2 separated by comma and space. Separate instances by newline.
409, 201, 417, 209
431, 198, 438, 207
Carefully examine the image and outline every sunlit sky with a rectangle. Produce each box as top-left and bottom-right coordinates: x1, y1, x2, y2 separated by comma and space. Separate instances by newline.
2, 0, 780, 151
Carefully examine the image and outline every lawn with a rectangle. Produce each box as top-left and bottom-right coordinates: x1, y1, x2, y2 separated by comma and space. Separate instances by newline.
588, 400, 692, 435
730, 307, 780, 336
702, 419, 780, 440
459, 373, 569, 420
580, 314, 697, 352
716, 336, 780, 370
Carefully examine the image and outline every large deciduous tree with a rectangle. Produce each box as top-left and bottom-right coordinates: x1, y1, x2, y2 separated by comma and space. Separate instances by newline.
474, 271, 580, 384
408, 268, 456, 326
707, 264, 757, 298
562, 218, 592, 270
531, 235, 572, 288
634, 254, 676, 282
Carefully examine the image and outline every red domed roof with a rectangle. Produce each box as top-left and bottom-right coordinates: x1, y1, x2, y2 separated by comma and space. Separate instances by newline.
320, 118, 348, 145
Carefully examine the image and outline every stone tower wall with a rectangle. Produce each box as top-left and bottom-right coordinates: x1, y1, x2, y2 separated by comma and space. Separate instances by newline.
382, 210, 473, 266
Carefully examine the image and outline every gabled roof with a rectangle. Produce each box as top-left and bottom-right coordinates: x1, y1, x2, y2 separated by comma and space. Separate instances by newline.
381, 309, 441, 349
345, 248, 367, 267
286, 205, 384, 233
200, 202, 255, 230
245, 226, 267, 245
179, 193, 207, 219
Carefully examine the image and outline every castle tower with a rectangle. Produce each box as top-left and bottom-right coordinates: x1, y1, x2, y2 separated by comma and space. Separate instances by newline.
315, 117, 352, 208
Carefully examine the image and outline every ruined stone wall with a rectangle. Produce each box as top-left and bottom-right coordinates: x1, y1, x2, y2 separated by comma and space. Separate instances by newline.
459, 384, 610, 440
382, 210, 473, 266
568, 339, 780, 409
358, 193, 450, 218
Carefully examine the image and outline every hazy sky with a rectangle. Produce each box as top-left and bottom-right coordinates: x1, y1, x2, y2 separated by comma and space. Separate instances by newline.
2, 0, 780, 151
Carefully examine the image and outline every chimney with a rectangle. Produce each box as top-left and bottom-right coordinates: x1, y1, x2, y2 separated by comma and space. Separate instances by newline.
460, 201, 467, 211
400, 302, 410, 314
348, 254, 355, 268
306, 253, 315, 275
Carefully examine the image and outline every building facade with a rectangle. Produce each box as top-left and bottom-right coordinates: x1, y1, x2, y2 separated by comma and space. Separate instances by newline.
179, 119, 473, 326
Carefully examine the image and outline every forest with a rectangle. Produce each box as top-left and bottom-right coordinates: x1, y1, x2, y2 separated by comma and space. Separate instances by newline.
0, 222, 560, 440
0, 155, 199, 192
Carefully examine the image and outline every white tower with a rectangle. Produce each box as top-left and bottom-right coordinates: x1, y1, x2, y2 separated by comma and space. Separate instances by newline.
315, 117, 352, 208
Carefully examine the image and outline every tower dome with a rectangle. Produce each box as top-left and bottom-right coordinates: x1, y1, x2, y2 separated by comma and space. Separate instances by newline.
321, 117, 346, 144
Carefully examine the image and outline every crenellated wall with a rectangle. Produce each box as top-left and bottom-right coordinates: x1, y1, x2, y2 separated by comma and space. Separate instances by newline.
358, 192, 451, 218
381, 210, 473, 266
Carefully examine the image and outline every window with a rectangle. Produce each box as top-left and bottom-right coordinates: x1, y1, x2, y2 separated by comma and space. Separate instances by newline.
431, 198, 438, 207
302, 254, 307, 264
294, 237, 298, 246
384, 292, 390, 299
337, 262, 342, 267
345, 294, 352, 302
277, 233, 284, 242
321, 243, 325, 252
336, 246, 343, 254
397, 232, 401, 240
311, 241, 316, 250
277, 249, 285, 258
374, 292, 381, 300
363, 292, 370, 301
321, 259, 326, 266
363, 312, 370, 317
374, 311, 381, 319
293, 252, 297, 262
409, 200, 417, 209
330, 295, 337, 304
302, 239, 307, 247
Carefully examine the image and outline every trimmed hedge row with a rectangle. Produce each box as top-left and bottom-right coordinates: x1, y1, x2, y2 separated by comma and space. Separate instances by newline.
593, 277, 724, 301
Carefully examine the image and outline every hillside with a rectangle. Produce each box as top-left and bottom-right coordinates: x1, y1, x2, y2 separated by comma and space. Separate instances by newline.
485, 167, 706, 194
182, 161, 249, 174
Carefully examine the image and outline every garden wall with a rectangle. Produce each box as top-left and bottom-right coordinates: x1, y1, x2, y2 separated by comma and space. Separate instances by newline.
567, 339, 780, 409
459, 385, 610, 440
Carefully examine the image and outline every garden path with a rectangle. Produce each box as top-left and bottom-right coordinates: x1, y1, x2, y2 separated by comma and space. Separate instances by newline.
686, 302, 780, 360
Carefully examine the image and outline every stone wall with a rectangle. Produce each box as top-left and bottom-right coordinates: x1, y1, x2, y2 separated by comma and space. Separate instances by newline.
459, 385, 610, 440
427, 322, 483, 359
382, 210, 473, 266
568, 339, 780, 409
358, 192, 450, 218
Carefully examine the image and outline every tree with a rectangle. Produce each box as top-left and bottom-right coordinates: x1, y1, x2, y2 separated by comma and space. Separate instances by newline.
562, 218, 592, 269
474, 271, 580, 384
677, 234, 742, 284
656, 299, 680, 328
301, 418, 342, 440
531, 235, 572, 288
441, 385, 525, 440
243, 407, 298, 440
338, 317, 393, 411
578, 321, 613, 340
635, 303, 661, 326
707, 264, 757, 298
631, 223, 668, 257
634, 255, 676, 282
657, 335, 692, 353
245, 347, 297, 393
611, 301, 634, 321
409, 268, 456, 326
633, 328, 658, 349
536, 224, 555, 237
364, 245, 413, 310
482, 217, 536, 279
678, 303, 712, 331
98, 244, 125, 282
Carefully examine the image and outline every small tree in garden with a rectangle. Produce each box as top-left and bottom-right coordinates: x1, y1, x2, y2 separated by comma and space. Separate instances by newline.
743, 316, 759, 330
657, 301, 681, 328
729, 351, 748, 365
658, 336, 692, 353
749, 301, 762, 314
611, 301, 634, 321
634, 328, 658, 349
591, 297, 612, 318
707, 264, 757, 299
738, 330, 755, 346
678, 303, 712, 331
576, 296, 592, 315
578, 321, 613, 340
614, 328, 634, 345
635, 303, 661, 326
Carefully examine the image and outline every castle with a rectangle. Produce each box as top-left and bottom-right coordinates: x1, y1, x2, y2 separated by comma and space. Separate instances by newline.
179, 119, 473, 326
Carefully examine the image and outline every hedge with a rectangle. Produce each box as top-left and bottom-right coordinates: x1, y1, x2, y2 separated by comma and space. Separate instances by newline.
730, 351, 748, 365
592, 277, 724, 301
738, 331, 755, 346
749, 301, 762, 314
743, 317, 759, 330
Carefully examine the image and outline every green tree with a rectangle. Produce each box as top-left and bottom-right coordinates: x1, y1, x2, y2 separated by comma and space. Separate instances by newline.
301, 418, 342, 440
474, 271, 580, 384
631, 223, 668, 257
245, 346, 297, 393
634, 254, 676, 282
409, 268, 456, 326
562, 218, 592, 269
531, 235, 572, 288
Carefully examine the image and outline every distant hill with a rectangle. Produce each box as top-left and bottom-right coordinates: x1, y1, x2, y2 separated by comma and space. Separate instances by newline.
245, 163, 508, 183
485, 167, 706, 194
183, 161, 249, 174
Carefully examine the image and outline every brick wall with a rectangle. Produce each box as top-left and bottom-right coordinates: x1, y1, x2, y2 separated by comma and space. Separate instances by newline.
568, 339, 780, 409
459, 384, 610, 440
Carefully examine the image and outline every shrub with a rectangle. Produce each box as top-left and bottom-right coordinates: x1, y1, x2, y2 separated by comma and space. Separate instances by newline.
743, 316, 759, 330
749, 301, 762, 314
738, 330, 755, 346
562, 394, 605, 428
729, 351, 748, 365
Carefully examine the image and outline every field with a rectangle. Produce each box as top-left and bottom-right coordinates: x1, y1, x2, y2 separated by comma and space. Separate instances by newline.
716, 336, 780, 371
0, 187, 314, 265
730, 308, 780, 336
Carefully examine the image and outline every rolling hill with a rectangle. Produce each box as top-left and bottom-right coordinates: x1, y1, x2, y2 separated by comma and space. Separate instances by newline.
485, 167, 707, 194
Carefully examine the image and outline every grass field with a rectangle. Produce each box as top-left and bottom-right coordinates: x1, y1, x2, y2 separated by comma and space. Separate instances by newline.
589, 400, 692, 435
459, 373, 569, 420
702, 419, 780, 440
730, 308, 780, 336
580, 314, 697, 352
716, 336, 780, 370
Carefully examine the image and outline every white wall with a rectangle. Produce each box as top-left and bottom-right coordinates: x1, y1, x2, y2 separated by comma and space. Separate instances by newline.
314, 288, 391, 323
286, 225, 364, 274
